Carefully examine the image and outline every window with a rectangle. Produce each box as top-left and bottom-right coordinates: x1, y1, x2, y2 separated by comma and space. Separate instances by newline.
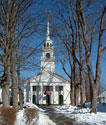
50, 43, 52, 48
46, 86, 49, 91
44, 43, 46, 47
47, 43, 49, 47
59, 86, 63, 91
46, 53, 50, 59
33, 86, 36, 91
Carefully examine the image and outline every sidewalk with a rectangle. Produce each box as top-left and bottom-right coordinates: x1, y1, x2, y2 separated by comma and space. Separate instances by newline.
39, 105, 79, 125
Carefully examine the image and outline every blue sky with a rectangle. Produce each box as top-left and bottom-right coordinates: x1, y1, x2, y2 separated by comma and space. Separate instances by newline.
21, 0, 106, 90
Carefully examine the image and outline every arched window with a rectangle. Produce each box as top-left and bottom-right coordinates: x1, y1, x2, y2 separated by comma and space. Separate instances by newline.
47, 43, 49, 47
50, 43, 52, 48
44, 43, 46, 47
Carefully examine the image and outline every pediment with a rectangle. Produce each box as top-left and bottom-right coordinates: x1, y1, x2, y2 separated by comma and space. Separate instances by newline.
24, 72, 70, 86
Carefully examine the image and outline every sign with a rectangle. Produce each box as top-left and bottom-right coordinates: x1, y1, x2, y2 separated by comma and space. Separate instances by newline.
44, 91, 51, 95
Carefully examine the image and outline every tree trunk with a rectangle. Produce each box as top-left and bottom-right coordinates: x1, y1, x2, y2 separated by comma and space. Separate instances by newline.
2, 83, 10, 107
19, 90, 23, 109
71, 65, 75, 106
71, 82, 75, 106
91, 85, 98, 113
17, 68, 23, 109
74, 60, 79, 106
78, 21, 86, 107
80, 70, 86, 107
2, 59, 10, 107
16, 41, 23, 109
75, 85, 80, 106
11, 52, 18, 109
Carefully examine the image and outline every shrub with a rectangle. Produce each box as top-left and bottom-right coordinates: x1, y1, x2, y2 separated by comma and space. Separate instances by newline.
24, 108, 39, 125
0, 108, 17, 125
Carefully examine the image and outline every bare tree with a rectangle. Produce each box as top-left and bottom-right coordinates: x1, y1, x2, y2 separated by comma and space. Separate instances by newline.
75, 0, 106, 113
0, 0, 42, 108
48, 0, 106, 112
50, 0, 80, 106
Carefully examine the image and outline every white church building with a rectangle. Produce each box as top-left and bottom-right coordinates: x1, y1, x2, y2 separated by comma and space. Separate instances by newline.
24, 21, 70, 105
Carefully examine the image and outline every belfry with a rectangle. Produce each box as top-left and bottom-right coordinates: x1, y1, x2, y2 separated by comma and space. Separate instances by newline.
41, 20, 55, 73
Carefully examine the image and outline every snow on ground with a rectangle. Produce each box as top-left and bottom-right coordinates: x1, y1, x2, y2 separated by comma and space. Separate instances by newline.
15, 103, 106, 125
15, 109, 26, 125
15, 103, 56, 125
55, 103, 106, 125
36, 111, 56, 125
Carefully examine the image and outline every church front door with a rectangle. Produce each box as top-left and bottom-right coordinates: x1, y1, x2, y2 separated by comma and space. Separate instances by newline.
33, 95, 36, 104
59, 95, 63, 104
46, 95, 51, 105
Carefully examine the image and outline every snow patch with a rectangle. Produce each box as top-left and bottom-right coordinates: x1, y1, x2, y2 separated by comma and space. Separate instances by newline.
15, 110, 26, 125
55, 103, 106, 125
37, 111, 56, 125
15, 103, 56, 125
23, 102, 44, 112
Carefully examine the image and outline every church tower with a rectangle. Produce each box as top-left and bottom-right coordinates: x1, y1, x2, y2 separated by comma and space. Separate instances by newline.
41, 20, 55, 73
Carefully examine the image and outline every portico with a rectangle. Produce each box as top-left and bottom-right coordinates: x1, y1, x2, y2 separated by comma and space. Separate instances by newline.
29, 85, 64, 104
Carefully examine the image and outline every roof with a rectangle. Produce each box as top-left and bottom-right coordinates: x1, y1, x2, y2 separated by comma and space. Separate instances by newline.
54, 73, 70, 82
24, 72, 70, 86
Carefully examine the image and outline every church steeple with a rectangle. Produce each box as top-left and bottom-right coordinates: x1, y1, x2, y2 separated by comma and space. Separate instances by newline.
43, 20, 53, 49
41, 20, 55, 73
46, 20, 50, 41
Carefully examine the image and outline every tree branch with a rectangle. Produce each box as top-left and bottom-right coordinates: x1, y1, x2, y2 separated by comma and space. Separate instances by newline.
62, 63, 71, 79
101, 46, 106, 55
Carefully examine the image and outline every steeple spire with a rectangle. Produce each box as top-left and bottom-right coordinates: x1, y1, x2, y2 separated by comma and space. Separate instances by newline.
41, 19, 55, 73
46, 19, 50, 40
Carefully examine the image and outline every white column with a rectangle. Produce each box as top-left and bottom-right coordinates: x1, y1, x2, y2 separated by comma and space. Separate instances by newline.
29, 87, 31, 102
24, 89, 26, 103
63, 86, 65, 104
63, 85, 66, 104
41, 86, 43, 104
50, 86, 53, 104
30, 85, 33, 103
53, 86, 55, 104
